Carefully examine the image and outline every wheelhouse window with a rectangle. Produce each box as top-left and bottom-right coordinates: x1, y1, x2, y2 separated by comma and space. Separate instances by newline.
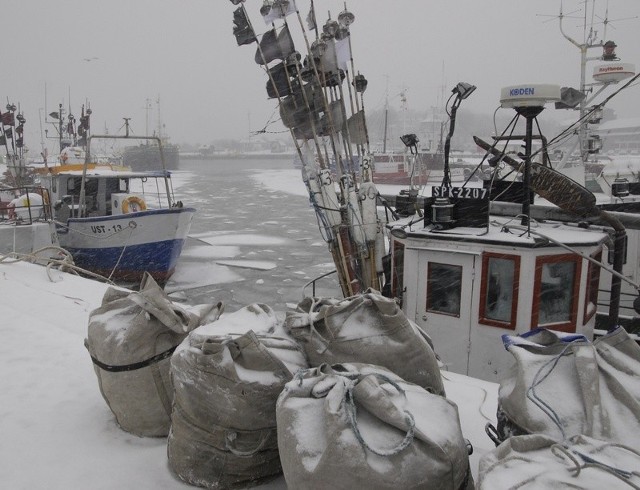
391, 241, 405, 301
584, 250, 602, 323
67, 177, 82, 196
532, 254, 582, 332
427, 262, 462, 317
479, 253, 520, 330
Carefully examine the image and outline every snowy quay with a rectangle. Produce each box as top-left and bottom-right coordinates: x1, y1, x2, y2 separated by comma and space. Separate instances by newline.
0, 260, 498, 489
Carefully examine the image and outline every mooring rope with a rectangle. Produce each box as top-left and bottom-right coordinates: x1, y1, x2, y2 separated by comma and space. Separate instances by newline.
0, 246, 115, 284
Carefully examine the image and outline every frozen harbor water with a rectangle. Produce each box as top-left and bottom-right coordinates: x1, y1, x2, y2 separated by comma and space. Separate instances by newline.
165, 157, 340, 311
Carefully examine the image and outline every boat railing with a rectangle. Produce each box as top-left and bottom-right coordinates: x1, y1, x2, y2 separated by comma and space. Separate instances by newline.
301, 269, 338, 299
596, 287, 640, 338
84, 134, 172, 209
0, 186, 53, 225
129, 175, 177, 210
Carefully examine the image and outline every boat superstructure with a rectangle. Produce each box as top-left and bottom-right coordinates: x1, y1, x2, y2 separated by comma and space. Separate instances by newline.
387, 82, 640, 381
388, 210, 607, 380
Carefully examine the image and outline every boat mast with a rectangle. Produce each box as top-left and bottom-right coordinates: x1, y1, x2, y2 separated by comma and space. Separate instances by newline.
559, 3, 592, 161
57, 103, 64, 153
558, 1, 634, 161
382, 81, 389, 153
156, 96, 162, 140
144, 98, 151, 142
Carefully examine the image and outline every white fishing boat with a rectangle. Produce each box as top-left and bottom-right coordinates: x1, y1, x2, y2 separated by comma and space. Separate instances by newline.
0, 102, 60, 257
32, 115, 195, 284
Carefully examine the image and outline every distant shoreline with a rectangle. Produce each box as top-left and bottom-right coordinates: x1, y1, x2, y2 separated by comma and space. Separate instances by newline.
179, 152, 295, 161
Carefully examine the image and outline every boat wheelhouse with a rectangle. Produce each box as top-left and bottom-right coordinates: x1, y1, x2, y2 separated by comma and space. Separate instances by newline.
388, 210, 607, 382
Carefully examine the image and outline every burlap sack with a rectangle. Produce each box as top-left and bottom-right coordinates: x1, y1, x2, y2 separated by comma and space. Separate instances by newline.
85, 272, 222, 436
493, 326, 640, 447
478, 433, 640, 489
284, 290, 445, 395
277, 363, 472, 490
168, 304, 308, 489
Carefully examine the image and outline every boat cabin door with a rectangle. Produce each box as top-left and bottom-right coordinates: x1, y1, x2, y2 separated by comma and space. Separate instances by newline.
412, 250, 477, 375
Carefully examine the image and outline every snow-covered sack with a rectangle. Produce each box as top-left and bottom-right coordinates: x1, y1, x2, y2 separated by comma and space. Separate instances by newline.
277, 363, 472, 490
495, 327, 640, 446
85, 272, 222, 437
168, 304, 308, 489
478, 433, 640, 489
284, 291, 445, 395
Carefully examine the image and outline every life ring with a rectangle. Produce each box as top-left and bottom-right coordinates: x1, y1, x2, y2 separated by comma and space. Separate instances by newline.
121, 196, 147, 213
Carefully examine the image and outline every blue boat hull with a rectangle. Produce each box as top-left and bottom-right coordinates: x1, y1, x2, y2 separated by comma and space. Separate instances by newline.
64, 238, 187, 283
58, 207, 196, 284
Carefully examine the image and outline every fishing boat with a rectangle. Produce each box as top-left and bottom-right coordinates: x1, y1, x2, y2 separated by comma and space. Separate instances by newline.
33, 115, 195, 284
368, 91, 473, 186
0, 183, 57, 256
123, 97, 180, 170
123, 142, 179, 170
0, 102, 60, 257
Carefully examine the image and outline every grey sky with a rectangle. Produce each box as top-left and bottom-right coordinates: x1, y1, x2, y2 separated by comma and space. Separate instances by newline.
3, 0, 639, 149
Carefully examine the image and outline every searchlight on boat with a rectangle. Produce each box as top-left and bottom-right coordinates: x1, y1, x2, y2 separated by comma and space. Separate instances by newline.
453, 82, 476, 100
442, 81, 476, 187
602, 40, 617, 60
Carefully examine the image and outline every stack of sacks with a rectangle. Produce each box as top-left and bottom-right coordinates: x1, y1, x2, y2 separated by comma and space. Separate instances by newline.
480, 326, 640, 489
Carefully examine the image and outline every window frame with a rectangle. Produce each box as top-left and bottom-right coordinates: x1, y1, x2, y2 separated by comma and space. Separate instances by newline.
583, 249, 602, 324
532, 253, 582, 333
478, 252, 521, 330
